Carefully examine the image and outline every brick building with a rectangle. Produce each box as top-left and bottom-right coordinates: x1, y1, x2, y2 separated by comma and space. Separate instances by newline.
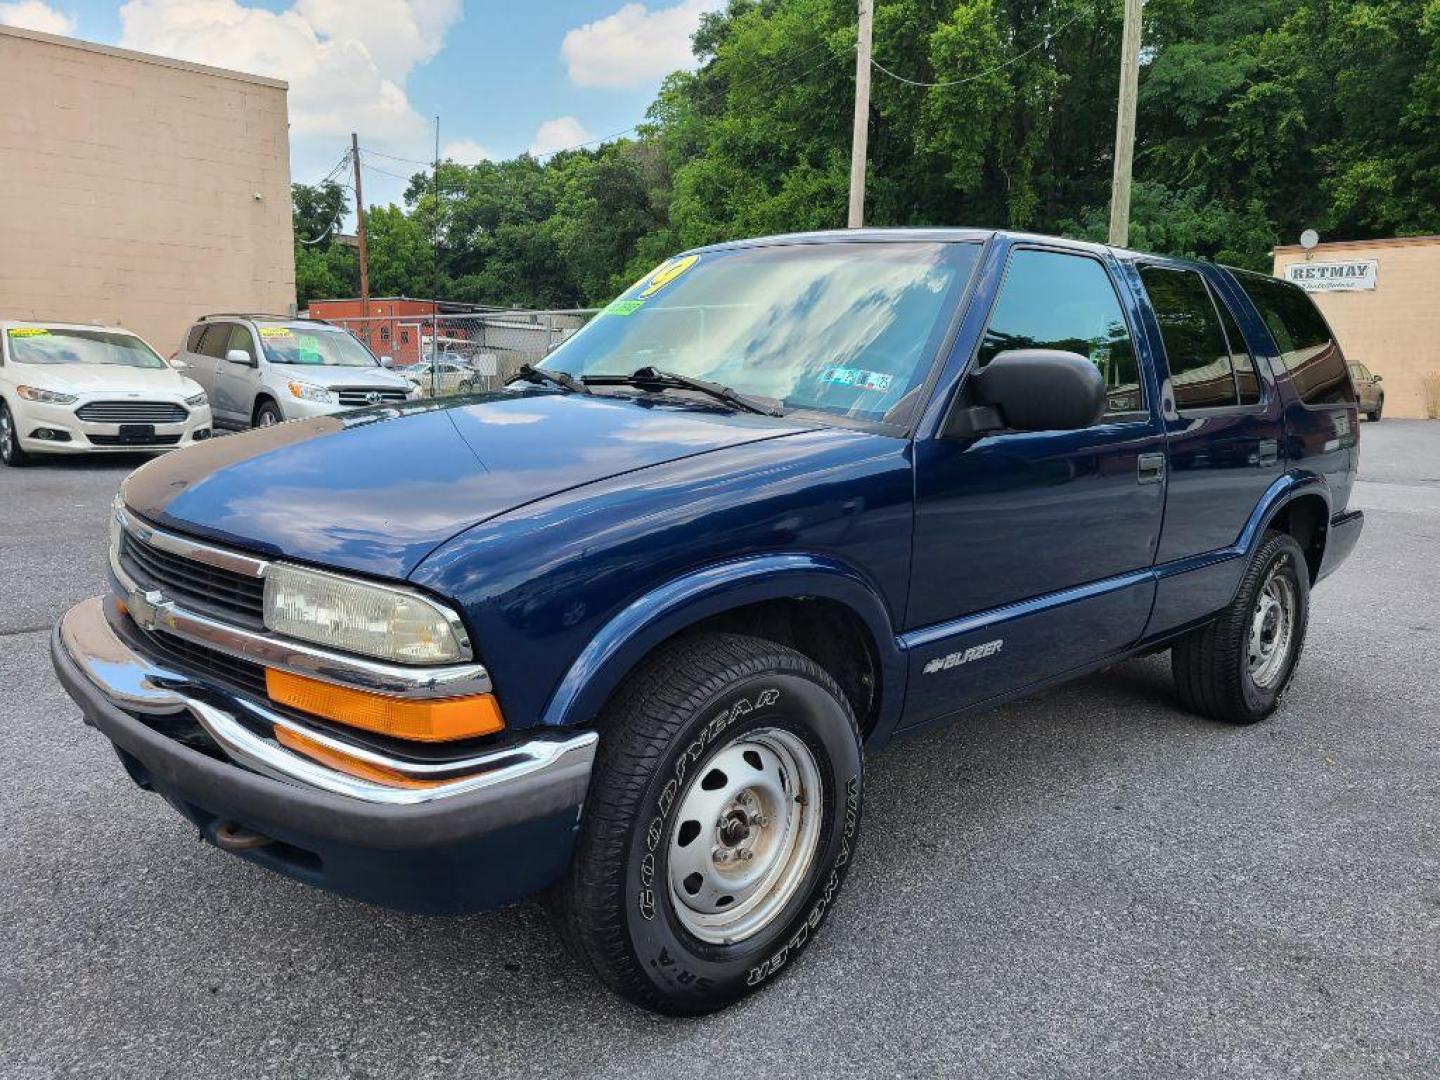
1273, 236, 1440, 419
0, 24, 294, 355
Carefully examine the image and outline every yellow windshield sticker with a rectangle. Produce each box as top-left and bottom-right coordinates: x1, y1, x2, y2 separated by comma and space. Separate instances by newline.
638, 254, 699, 298
9, 327, 50, 337
259, 327, 294, 338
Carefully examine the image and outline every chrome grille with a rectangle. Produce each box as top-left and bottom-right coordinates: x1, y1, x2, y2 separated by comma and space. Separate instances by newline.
336, 387, 407, 408
76, 401, 189, 423
143, 626, 269, 697
120, 529, 265, 624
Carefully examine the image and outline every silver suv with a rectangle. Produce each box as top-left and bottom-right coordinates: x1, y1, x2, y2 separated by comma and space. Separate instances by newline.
176, 314, 416, 428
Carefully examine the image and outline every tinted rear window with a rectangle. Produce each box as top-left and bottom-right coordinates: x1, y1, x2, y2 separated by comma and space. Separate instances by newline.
1235, 274, 1351, 405
1139, 265, 1238, 410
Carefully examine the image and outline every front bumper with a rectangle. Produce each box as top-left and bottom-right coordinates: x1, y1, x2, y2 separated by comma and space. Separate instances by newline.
14, 396, 212, 453
51, 596, 596, 914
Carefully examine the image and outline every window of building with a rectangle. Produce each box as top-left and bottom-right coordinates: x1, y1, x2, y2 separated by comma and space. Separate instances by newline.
1139, 265, 1239, 410
978, 249, 1142, 416
1234, 273, 1352, 405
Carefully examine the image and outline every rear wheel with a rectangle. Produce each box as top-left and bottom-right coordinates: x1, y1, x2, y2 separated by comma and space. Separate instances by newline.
0, 404, 30, 466
1172, 530, 1309, 724
1367, 399, 1383, 422
254, 400, 283, 428
551, 632, 864, 1015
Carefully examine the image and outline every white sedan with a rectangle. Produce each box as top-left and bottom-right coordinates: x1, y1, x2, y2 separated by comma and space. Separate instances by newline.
0, 321, 213, 466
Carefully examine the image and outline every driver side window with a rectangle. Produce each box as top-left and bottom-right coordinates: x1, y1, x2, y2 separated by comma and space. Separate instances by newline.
978, 249, 1143, 417
226, 325, 257, 362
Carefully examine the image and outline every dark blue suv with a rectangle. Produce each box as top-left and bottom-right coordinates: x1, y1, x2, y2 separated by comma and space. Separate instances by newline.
52, 230, 1362, 1014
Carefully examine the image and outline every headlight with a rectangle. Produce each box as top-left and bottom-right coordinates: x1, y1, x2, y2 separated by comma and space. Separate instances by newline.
185, 392, 208, 407
263, 563, 470, 664
288, 381, 337, 404
16, 385, 77, 404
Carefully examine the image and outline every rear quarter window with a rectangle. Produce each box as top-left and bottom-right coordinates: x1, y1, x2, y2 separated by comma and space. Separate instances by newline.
1235, 273, 1352, 405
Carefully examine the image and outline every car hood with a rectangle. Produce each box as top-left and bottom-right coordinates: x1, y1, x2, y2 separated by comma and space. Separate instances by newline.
121, 389, 803, 578
267, 364, 413, 390
17, 364, 198, 396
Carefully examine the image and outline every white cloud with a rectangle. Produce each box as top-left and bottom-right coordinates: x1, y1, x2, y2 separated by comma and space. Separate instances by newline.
0, 1, 76, 35
561, 0, 722, 89
442, 138, 492, 165
117, 0, 459, 151
529, 116, 592, 157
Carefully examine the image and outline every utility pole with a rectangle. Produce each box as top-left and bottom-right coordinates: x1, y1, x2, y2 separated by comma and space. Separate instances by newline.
1107, 0, 1144, 247
350, 132, 370, 314
847, 0, 873, 228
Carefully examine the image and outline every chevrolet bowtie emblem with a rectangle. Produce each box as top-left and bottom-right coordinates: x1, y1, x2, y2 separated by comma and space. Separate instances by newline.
128, 588, 165, 632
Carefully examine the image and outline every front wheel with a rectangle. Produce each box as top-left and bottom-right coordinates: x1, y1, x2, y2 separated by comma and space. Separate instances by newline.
254, 400, 284, 428
1172, 530, 1310, 724
0, 403, 30, 466
1367, 400, 1383, 422
551, 632, 864, 1015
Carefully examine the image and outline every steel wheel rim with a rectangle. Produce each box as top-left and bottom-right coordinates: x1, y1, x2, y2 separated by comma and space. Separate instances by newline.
666, 726, 824, 945
0, 410, 12, 460
1248, 558, 1297, 689
257, 410, 277, 427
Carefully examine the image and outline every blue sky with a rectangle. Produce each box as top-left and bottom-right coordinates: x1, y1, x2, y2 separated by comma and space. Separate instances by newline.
0, 0, 722, 207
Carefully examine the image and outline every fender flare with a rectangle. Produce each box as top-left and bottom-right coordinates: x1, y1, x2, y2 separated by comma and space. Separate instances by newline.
537, 553, 906, 736
1240, 471, 1332, 559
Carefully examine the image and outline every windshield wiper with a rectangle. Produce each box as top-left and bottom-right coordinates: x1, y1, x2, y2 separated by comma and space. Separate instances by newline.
581, 366, 783, 417
511, 363, 591, 394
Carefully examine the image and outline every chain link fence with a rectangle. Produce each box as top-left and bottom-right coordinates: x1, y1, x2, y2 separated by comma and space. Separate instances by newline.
328, 309, 598, 398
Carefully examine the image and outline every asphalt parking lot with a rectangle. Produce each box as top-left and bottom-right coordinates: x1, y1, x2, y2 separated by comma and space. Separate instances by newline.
2, 421, 1436, 1079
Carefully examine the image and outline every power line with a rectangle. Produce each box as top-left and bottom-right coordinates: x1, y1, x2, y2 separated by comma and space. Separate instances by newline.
868, 7, 1091, 89
360, 160, 423, 183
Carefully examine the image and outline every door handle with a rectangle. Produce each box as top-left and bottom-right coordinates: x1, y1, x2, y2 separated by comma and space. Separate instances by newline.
1137, 452, 1166, 485
1257, 438, 1278, 467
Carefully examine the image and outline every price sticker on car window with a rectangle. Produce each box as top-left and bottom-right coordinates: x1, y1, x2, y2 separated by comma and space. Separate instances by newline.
604, 299, 645, 317
638, 254, 699, 298
9, 327, 50, 337
260, 327, 293, 338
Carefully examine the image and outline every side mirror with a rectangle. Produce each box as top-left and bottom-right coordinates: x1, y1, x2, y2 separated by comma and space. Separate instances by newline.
379, 355, 395, 367
1372, 374, 1382, 383
225, 349, 254, 367
170, 358, 189, 371
944, 349, 1106, 437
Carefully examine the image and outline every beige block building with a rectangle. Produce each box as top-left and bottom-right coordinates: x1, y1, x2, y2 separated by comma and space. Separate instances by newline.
1273, 236, 1440, 419
0, 25, 294, 356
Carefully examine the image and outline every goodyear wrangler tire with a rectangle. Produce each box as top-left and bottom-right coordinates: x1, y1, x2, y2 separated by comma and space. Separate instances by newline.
551, 631, 864, 1015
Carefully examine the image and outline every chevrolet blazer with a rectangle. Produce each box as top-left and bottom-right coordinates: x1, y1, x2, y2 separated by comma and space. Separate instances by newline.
51, 229, 1363, 1014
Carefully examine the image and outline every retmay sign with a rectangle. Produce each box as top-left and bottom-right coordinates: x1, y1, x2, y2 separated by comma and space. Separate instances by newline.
1284, 259, 1379, 292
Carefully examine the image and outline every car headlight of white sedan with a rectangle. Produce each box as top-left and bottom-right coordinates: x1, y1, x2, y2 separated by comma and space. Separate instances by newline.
185, 391, 208, 408
16, 385, 78, 404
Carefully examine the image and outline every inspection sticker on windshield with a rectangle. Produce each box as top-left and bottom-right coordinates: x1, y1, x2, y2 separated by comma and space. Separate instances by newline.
259, 327, 294, 338
9, 327, 50, 337
820, 366, 893, 392
603, 299, 645, 317
638, 254, 699, 298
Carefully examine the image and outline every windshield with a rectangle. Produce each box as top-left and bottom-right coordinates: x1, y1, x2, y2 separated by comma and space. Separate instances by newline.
259, 326, 380, 368
541, 241, 979, 424
5, 328, 166, 369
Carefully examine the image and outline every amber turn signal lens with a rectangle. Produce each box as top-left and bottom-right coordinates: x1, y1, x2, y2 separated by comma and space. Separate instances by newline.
273, 725, 444, 789
264, 668, 504, 742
